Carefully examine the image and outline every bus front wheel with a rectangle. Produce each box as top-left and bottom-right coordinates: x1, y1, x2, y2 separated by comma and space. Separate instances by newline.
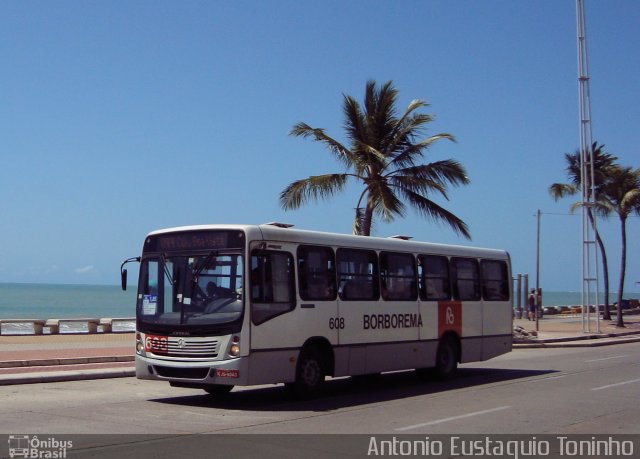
203, 384, 234, 396
286, 348, 326, 399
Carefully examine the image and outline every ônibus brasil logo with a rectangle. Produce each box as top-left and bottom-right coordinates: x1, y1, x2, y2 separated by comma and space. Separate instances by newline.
8, 435, 73, 458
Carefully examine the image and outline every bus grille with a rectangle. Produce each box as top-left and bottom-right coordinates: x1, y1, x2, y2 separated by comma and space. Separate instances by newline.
153, 366, 210, 380
164, 338, 220, 358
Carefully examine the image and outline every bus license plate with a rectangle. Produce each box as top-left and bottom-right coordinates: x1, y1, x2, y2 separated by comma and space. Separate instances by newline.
216, 369, 239, 378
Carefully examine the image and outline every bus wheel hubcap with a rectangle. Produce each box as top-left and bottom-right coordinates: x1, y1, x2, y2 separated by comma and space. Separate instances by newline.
302, 360, 320, 386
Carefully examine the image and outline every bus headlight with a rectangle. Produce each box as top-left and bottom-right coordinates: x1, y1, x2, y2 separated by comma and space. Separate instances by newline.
136, 333, 144, 355
229, 335, 241, 357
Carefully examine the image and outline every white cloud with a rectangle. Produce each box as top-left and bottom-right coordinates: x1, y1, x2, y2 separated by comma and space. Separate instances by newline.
75, 265, 95, 274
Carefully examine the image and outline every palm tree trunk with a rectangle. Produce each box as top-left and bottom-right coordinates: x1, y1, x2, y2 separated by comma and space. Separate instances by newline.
616, 215, 627, 328
597, 233, 611, 321
589, 211, 610, 320
361, 201, 375, 236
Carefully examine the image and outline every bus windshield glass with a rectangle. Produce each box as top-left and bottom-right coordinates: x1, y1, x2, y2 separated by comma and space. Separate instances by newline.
137, 252, 244, 327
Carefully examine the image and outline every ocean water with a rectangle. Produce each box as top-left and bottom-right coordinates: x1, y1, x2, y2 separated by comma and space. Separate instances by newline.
1, 283, 639, 320
0, 283, 137, 319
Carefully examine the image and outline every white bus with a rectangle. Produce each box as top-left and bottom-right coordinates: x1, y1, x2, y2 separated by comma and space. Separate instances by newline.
121, 223, 512, 397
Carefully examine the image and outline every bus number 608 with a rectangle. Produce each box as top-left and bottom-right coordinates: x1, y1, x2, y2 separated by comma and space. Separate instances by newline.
329, 317, 345, 330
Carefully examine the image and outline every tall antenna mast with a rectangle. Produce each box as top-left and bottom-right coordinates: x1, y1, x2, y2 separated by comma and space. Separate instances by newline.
576, 0, 600, 333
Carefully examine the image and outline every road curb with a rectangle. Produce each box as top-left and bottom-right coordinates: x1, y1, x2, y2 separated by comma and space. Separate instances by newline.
520, 328, 640, 343
0, 355, 134, 369
514, 335, 640, 349
0, 367, 135, 386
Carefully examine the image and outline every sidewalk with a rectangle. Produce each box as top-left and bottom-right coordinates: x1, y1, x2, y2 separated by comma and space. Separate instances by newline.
513, 314, 640, 348
0, 333, 135, 385
1, 316, 640, 386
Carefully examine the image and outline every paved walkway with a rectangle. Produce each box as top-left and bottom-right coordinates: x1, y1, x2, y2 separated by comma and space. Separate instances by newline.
0, 333, 135, 385
513, 314, 640, 347
1, 315, 639, 385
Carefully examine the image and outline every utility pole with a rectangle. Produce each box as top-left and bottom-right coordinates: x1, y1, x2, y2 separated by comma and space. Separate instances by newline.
576, 0, 600, 333
535, 209, 541, 332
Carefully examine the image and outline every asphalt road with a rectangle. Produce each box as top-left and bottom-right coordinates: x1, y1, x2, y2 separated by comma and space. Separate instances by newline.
2, 342, 639, 434
1, 343, 639, 457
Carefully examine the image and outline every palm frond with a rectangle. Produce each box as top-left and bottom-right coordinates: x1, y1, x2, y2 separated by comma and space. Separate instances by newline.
389, 174, 448, 200
389, 98, 430, 145
620, 187, 640, 215
367, 180, 405, 223
598, 166, 640, 216
549, 183, 578, 201
356, 142, 387, 165
289, 122, 356, 169
342, 94, 367, 147
401, 188, 471, 240
386, 134, 456, 171
562, 142, 618, 190
389, 160, 469, 189
570, 200, 614, 219
279, 174, 349, 210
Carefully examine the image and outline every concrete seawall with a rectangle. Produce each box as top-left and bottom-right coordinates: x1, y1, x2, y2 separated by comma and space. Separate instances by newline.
0, 318, 135, 335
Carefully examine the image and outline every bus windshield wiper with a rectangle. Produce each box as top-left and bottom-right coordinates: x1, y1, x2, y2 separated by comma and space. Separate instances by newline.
192, 251, 219, 281
160, 253, 175, 286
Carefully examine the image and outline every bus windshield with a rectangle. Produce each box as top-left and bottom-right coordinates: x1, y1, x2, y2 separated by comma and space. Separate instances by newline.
137, 252, 244, 327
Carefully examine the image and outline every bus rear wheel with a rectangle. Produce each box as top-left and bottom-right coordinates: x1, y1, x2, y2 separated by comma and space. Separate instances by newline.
434, 337, 459, 380
286, 348, 326, 399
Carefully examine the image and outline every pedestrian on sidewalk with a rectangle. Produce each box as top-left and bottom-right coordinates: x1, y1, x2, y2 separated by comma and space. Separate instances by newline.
528, 289, 536, 321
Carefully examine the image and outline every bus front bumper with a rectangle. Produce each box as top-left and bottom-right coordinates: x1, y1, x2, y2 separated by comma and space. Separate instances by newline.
135, 355, 250, 386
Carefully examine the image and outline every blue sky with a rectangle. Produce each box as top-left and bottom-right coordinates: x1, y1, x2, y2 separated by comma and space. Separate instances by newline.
0, 0, 638, 292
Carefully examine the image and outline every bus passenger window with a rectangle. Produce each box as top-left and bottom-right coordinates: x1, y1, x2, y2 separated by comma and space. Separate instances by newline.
451, 257, 480, 301
336, 248, 379, 301
481, 260, 510, 301
418, 255, 451, 301
380, 252, 417, 301
250, 250, 295, 325
297, 245, 337, 301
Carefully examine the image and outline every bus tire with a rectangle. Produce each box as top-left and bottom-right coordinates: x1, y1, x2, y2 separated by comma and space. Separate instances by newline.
203, 384, 234, 396
434, 337, 459, 380
286, 348, 326, 399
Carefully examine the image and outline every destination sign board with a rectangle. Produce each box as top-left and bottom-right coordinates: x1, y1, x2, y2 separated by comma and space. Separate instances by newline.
144, 230, 245, 253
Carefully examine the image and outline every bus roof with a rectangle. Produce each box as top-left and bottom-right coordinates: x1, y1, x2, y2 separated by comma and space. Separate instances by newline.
146, 223, 509, 259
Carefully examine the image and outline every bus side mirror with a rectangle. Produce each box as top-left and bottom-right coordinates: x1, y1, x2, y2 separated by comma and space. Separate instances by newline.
120, 257, 140, 291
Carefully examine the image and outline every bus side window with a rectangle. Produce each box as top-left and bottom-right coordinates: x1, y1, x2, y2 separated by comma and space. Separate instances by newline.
250, 250, 296, 325
481, 259, 510, 301
336, 248, 379, 301
380, 252, 417, 301
451, 257, 481, 301
297, 245, 337, 301
418, 255, 451, 301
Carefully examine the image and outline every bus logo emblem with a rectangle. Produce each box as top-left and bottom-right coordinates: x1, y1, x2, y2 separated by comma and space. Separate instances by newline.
177, 339, 186, 349
445, 307, 455, 325
438, 301, 462, 337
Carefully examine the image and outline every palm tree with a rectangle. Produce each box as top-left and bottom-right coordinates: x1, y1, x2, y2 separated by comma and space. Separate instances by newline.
280, 80, 470, 238
597, 166, 640, 327
549, 143, 617, 320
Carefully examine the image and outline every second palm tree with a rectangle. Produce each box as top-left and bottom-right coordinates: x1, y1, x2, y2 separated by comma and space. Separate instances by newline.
280, 80, 470, 238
